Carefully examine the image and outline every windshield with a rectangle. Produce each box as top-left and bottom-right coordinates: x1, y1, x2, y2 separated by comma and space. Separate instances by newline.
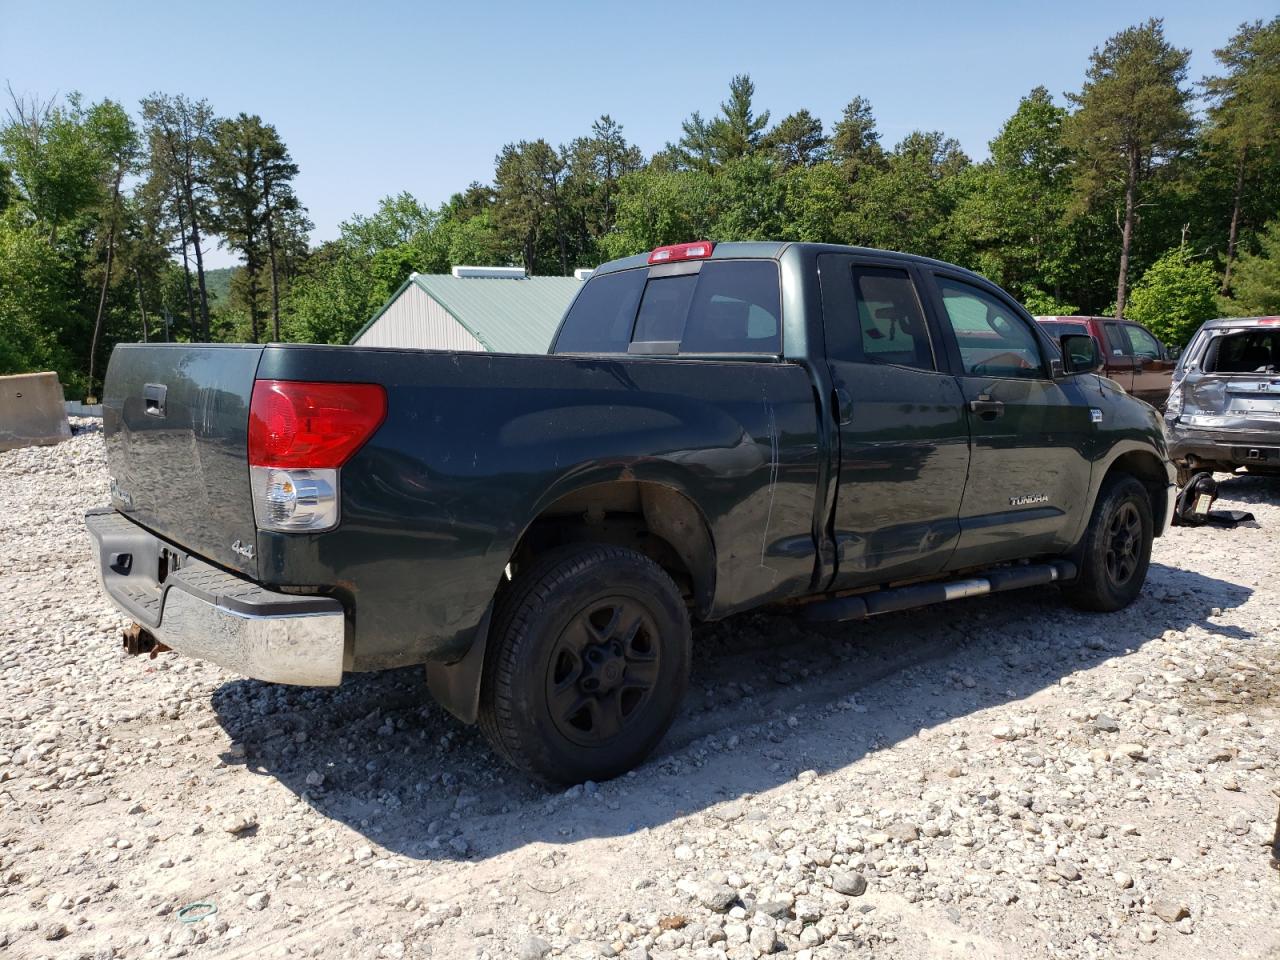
1204, 330, 1280, 374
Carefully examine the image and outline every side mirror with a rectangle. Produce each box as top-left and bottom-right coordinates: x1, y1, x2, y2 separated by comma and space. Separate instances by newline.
1060, 334, 1103, 375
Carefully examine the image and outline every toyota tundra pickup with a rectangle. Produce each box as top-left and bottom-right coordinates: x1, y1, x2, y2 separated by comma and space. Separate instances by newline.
87, 241, 1175, 784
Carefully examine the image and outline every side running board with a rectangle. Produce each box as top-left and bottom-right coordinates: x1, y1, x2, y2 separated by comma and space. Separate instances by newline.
799, 560, 1077, 623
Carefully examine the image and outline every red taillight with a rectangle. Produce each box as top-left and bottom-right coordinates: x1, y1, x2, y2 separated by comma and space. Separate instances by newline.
1258, 317, 1280, 325
248, 380, 386, 469
648, 241, 715, 265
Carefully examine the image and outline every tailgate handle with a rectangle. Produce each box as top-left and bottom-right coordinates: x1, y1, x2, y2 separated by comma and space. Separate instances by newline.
143, 383, 167, 418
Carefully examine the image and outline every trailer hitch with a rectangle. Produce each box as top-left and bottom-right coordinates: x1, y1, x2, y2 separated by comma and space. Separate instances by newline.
122, 623, 171, 659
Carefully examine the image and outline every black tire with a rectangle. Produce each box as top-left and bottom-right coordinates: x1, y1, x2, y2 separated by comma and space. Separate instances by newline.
478, 544, 691, 785
1062, 474, 1153, 613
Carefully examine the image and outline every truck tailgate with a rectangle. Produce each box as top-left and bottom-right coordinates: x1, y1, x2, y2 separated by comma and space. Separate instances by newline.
103, 344, 264, 577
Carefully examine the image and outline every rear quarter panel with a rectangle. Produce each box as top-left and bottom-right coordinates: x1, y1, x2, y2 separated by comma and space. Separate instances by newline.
253, 346, 821, 669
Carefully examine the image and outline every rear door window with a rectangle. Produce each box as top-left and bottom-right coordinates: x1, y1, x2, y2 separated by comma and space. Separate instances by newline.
848, 267, 934, 370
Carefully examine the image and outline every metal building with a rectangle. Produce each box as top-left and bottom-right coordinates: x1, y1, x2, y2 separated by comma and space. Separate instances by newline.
350, 266, 587, 353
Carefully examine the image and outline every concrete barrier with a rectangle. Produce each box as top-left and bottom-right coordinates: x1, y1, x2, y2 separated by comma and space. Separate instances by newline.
65, 400, 104, 418
0, 372, 73, 452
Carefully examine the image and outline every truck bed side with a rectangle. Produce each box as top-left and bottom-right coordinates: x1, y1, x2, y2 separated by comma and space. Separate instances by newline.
253, 344, 822, 669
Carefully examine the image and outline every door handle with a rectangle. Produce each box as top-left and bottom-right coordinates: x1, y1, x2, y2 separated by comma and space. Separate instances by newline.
834, 386, 853, 425
968, 396, 1004, 419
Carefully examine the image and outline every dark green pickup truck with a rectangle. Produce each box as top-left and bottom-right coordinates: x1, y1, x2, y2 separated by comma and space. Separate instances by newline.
88, 241, 1175, 783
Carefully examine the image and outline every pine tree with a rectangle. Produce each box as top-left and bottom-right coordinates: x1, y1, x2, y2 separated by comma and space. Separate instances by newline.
1201, 17, 1280, 292
1064, 18, 1194, 317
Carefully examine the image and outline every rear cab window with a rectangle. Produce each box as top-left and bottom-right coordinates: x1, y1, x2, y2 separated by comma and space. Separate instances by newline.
553, 260, 781, 356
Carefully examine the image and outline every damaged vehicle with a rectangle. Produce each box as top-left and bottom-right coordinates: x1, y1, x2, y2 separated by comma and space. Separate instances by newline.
87, 241, 1174, 784
1165, 316, 1280, 485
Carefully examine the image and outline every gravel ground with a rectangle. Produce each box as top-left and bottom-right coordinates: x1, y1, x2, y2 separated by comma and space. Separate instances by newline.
1, 419, 1278, 960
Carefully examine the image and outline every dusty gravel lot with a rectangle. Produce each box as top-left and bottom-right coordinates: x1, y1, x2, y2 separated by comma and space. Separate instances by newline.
1, 419, 1278, 960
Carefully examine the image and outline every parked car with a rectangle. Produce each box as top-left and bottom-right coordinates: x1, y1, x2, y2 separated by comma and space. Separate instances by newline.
87, 241, 1175, 784
1164, 315, 1280, 486
1035, 316, 1176, 407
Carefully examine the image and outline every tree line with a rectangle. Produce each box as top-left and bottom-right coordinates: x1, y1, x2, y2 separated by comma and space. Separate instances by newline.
2, 17, 1278, 397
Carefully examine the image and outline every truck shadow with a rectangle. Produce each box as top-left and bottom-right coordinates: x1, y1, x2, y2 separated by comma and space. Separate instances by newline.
210, 561, 1251, 863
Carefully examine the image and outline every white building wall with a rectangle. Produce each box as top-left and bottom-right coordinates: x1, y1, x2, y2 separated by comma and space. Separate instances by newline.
354, 283, 486, 351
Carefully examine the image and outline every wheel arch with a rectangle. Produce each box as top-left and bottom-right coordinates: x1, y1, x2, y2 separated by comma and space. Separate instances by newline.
427, 477, 716, 726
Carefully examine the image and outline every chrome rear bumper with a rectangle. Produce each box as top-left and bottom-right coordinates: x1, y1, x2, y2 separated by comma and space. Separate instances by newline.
85, 508, 346, 686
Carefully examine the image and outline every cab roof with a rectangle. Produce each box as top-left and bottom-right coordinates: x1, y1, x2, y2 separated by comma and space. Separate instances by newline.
590, 241, 989, 282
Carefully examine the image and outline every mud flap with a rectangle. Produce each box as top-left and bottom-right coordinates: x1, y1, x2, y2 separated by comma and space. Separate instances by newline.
424, 607, 492, 725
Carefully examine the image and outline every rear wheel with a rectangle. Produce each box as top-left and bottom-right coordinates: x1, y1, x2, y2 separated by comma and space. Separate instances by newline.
478, 544, 690, 785
1062, 474, 1153, 613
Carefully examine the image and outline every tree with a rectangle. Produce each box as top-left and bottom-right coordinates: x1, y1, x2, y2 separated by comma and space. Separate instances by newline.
1222, 216, 1280, 316
1064, 19, 1194, 317
208, 114, 270, 341
1125, 248, 1220, 345
140, 94, 218, 339
847, 131, 969, 258
1201, 17, 1280, 292
340, 192, 435, 256
830, 96, 884, 177
678, 75, 770, 169
85, 101, 139, 396
2, 91, 104, 238
564, 115, 643, 244
493, 139, 570, 274
259, 131, 302, 340
0, 215, 75, 376
764, 110, 827, 168
948, 88, 1077, 302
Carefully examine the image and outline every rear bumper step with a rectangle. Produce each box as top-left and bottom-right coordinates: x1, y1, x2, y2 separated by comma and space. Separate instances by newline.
799, 560, 1077, 623
85, 508, 347, 686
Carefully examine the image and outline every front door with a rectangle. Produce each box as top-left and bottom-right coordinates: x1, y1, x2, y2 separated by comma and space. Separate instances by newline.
818, 255, 970, 589
924, 272, 1095, 569
1121, 323, 1175, 406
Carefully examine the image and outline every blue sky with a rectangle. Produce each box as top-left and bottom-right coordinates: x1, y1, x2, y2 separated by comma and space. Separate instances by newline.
3, 0, 1273, 267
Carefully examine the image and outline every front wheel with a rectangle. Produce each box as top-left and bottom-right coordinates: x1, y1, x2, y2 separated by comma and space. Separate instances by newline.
1062, 474, 1153, 613
478, 544, 691, 785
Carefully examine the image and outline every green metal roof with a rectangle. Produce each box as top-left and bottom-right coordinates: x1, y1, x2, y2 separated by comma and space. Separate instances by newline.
353, 273, 583, 353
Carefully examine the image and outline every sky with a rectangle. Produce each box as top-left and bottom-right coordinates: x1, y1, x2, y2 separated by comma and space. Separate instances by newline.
3, 0, 1274, 268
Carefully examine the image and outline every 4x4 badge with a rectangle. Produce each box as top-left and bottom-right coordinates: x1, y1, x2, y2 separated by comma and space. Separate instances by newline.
231, 539, 255, 560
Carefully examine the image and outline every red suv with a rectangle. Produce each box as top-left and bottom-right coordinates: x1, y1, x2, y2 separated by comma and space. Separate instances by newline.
1035, 316, 1176, 407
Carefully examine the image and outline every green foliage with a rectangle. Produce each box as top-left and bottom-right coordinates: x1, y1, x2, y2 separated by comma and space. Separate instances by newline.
949, 87, 1076, 302
1125, 249, 1220, 344
1221, 216, 1280, 316
1063, 19, 1195, 312
0, 214, 76, 379
830, 96, 884, 177
1021, 290, 1079, 316
678, 75, 770, 170
763, 109, 827, 169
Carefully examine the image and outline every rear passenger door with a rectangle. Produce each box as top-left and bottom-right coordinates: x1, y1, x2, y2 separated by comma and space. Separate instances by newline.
924, 273, 1094, 568
818, 255, 970, 588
